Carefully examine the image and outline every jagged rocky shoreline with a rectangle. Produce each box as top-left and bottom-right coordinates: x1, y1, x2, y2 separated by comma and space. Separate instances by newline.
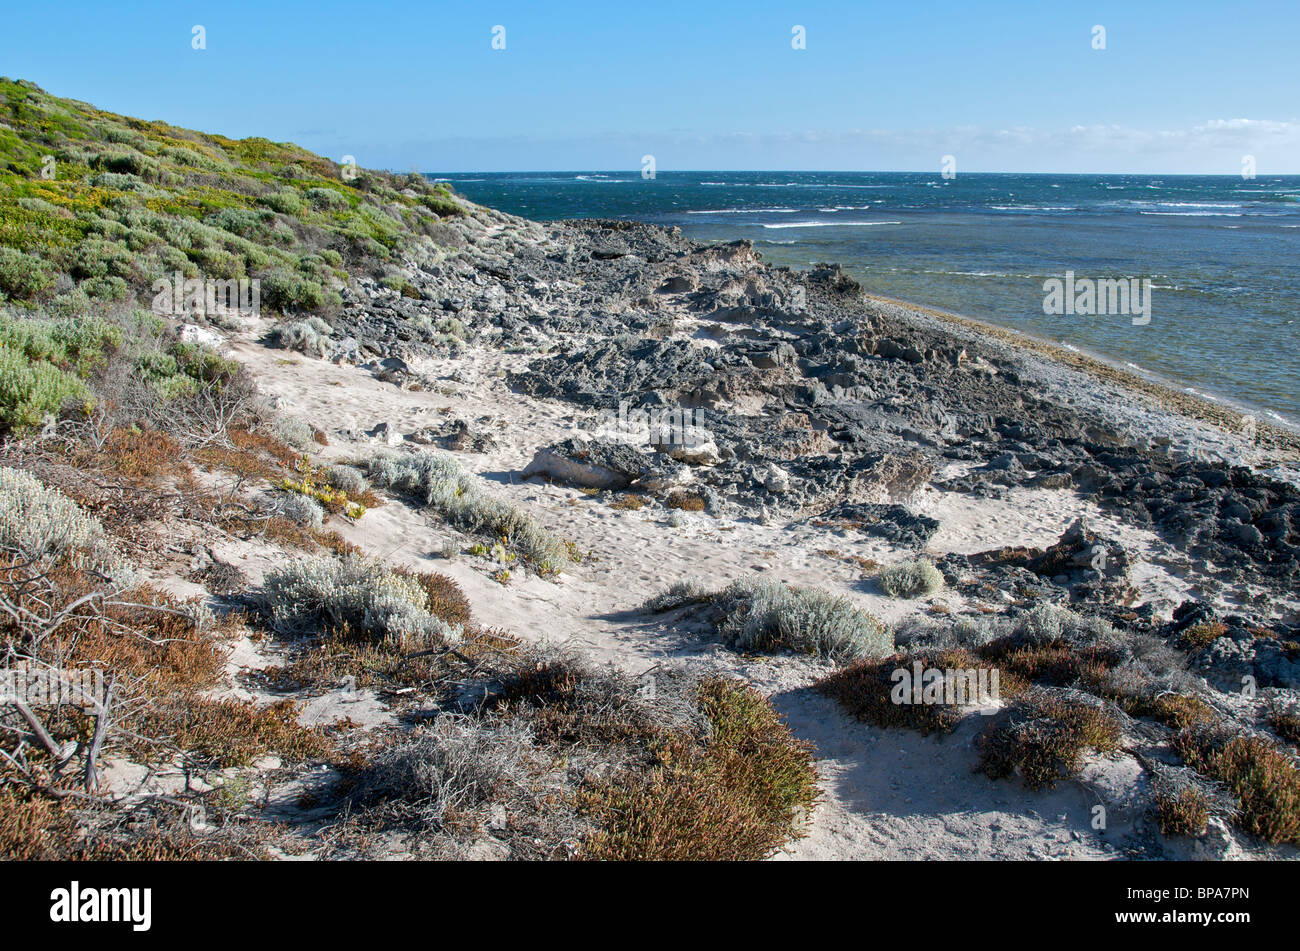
309, 206, 1300, 604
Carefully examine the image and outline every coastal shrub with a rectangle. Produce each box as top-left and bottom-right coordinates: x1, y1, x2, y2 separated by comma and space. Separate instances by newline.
877, 557, 944, 598
353, 649, 818, 860
83, 275, 130, 301
1126, 692, 1215, 731
0, 347, 90, 429
641, 579, 710, 613
1269, 706, 1300, 747
271, 414, 317, 451
261, 268, 324, 314
418, 191, 464, 218
893, 615, 1002, 651
69, 237, 133, 282
260, 190, 306, 215
818, 648, 1025, 737
323, 463, 368, 496
346, 715, 540, 833
274, 491, 325, 531
710, 577, 890, 662
261, 553, 464, 648
977, 690, 1121, 790
1180, 621, 1228, 650
976, 631, 1124, 695
411, 571, 472, 628
274, 457, 366, 519
581, 677, 818, 860
665, 491, 706, 512
1173, 726, 1300, 845
306, 187, 349, 211
432, 316, 467, 343
1154, 786, 1212, 838
270, 317, 332, 357
0, 246, 55, 298
365, 450, 571, 573
1011, 603, 1113, 646
0, 467, 105, 562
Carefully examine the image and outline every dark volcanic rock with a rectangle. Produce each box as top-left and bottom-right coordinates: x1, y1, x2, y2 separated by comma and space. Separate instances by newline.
812, 502, 940, 548
312, 206, 1300, 596
522, 438, 687, 492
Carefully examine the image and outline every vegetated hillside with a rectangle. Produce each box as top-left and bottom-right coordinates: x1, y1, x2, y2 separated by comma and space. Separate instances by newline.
0, 80, 820, 861
0, 76, 467, 432
0, 75, 461, 309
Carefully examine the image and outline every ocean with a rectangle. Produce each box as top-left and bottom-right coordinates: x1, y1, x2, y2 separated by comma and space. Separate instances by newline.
432, 171, 1300, 426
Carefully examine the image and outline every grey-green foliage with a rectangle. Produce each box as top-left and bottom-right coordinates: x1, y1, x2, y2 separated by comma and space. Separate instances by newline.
0, 467, 127, 583
270, 317, 333, 358
306, 187, 349, 211
876, 557, 945, 599
274, 490, 324, 531
0, 246, 55, 298
0, 467, 103, 559
1010, 603, 1117, 648
710, 577, 891, 662
894, 615, 1001, 652
894, 603, 1118, 653
366, 449, 569, 573
324, 464, 369, 495
641, 579, 710, 613
271, 414, 316, 451
261, 553, 462, 647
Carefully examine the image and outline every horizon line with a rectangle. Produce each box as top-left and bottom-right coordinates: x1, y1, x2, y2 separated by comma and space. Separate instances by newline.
415, 169, 1300, 178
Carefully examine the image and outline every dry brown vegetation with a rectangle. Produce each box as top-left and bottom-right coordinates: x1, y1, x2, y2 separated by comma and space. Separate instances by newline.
817, 649, 1026, 736
977, 691, 1122, 790
1173, 727, 1300, 846
665, 492, 706, 512
1268, 706, 1300, 747
1154, 785, 1212, 837
580, 678, 819, 860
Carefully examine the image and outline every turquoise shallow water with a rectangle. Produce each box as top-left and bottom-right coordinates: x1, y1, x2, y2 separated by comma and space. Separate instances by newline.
433, 171, 1300, 425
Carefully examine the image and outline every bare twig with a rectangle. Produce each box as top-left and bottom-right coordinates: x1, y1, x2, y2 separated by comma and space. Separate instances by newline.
84, 675, 114, 793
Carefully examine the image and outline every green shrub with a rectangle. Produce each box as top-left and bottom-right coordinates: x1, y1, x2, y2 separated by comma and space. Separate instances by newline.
0, 467, 107, 563
0, 348, 89, 428
206, 207, 272, 240
0, 246, 54, 298
418, 191, 464, 217
262, 268, 324, 313
0, 312, 122, 429
261, 553, 463, 648
0, 311, 122, 369
877, 557, 945, 598
68, 237, 133, 281
82, 275, 130, 301
366, 450, 571, 573
306, 187, 349, 211
711, 577, 890, 662
260, 190, 305, 215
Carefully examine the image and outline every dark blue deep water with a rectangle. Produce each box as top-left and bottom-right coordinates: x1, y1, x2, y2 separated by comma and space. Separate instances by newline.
433, 171, 1300, 425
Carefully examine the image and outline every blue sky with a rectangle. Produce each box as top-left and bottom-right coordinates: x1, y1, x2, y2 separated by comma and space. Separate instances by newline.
2, 0, 1298, 173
